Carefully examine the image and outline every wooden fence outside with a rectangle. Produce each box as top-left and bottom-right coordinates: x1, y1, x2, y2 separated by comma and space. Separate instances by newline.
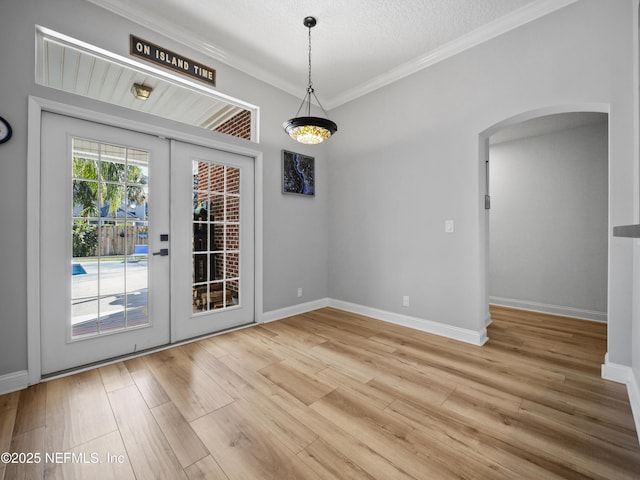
75, 224, 149, 257
99, 225, 148, 256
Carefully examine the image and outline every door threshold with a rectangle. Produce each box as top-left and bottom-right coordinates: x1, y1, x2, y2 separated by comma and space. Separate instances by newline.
40, 320, 257, 382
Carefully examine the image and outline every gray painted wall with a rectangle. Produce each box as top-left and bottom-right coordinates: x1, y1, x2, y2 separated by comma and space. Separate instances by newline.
489, 121, 608, 318
327, 0, 636, 369
0, 0, 638, 398
0, 0, 329, 376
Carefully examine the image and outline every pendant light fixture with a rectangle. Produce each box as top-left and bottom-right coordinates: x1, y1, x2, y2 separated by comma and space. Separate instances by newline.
283, 16, 337, 145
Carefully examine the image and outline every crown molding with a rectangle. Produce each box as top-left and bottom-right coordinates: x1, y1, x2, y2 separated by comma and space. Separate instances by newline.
87, 0, 227, 60
325, 0, 580, 109
86, 0, 302, 97
88, 0, 579, 110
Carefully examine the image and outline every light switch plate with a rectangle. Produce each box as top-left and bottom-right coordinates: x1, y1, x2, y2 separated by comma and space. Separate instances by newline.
445, 220, 454, 233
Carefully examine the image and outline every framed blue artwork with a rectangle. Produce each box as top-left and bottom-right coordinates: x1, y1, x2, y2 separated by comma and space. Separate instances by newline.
282, 149, 315, 196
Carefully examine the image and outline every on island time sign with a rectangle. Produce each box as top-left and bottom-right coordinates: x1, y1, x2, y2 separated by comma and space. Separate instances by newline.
130, 35, 216, 87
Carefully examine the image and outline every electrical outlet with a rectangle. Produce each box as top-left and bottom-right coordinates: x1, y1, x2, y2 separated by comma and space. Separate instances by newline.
297, 287, 303, 298
402, 295, 410, 307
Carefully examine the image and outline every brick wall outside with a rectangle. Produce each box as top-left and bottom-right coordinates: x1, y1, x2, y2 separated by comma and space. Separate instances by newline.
193, 162, 241, 301
214, 110, 251, 140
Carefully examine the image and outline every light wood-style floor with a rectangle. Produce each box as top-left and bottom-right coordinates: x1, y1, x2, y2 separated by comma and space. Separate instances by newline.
1, 306, 639, 479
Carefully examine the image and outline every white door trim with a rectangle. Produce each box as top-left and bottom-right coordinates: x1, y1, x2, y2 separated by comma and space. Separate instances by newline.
27, 96, 263, 385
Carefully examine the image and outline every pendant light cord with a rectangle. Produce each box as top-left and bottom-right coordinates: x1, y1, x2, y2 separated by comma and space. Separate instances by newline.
307, 25, 313, 116
302, 23, 314, 117
293, 20, 333, 120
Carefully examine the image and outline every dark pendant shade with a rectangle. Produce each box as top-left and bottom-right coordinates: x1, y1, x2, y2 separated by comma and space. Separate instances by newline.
282, 116, 338, 145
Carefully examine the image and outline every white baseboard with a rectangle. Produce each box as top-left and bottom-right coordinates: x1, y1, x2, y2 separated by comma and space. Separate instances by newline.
489, 296, 607, 322
601, 359, 640, 445
262, 298, 488, 346
0, 370, 29, 395
328, 299, 488, 346
601, 359, 633, 384
628, 373, 640, 445
261, 298, 330, 323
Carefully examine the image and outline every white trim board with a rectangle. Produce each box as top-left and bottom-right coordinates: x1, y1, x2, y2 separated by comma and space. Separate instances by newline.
489, 297, 607, 323
260, 298, 330, 324
0, 371, 29, 396
87, 0, 579, 110
628, 373, 640, 445
601, 360, 640, 445
327, 0, 580, 109
601, 358, 634, 384
328, 299, 488, 346
261, 298, 487, 346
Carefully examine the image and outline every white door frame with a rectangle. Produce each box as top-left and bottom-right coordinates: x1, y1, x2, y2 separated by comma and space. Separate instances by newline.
27, 96, 263, 385
477, 103, 609, 339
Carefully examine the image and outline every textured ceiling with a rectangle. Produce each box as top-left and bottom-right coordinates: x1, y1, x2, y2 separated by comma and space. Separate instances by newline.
87, 0, 576, 109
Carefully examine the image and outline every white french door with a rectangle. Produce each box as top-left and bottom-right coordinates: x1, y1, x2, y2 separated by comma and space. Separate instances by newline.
39, 113, 256, 375
40, 112, 171, 374
171, 141, 255, 341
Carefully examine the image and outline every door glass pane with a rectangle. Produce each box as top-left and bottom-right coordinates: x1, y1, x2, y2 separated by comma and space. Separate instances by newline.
71, 138, 150, 338
210, 194, 224, 222
211, 164, 225, 193
225, 224, 239, 250
226, 167, 240, 194
191, 160, 241, 314
193, 223, 208, 252
193, 253, 208, 283
210, 253, 224, 281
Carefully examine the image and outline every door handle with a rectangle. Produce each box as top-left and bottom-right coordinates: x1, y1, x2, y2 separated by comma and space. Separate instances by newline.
152, 248, 169, 256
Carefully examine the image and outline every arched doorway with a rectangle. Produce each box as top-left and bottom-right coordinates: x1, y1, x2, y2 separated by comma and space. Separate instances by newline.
478, 105, 609, 339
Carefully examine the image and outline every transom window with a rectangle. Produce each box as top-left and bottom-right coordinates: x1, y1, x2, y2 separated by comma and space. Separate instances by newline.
36, 26, 258, 141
